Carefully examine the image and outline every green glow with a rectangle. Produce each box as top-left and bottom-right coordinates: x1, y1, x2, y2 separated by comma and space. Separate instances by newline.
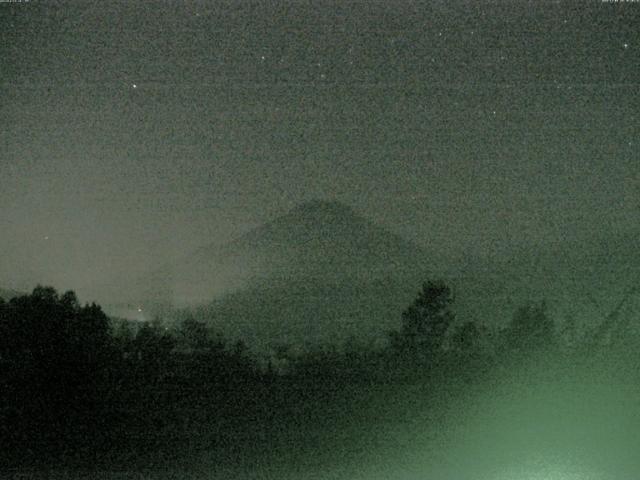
493, 459, 595, 480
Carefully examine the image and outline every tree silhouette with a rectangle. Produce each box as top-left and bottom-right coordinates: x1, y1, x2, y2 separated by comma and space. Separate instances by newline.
0, 286, 113, 456
504, 301, 555, 355
177, 316, 221, 352
132, 320, 175, 364
450, 321, 483, 356
392, 280, 455, 358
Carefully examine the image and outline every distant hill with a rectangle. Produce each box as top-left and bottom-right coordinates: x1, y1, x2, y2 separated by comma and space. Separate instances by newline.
184, 201, 440, 348
101, 200, 436, 347
444, 230, 640, 336
95, 201, 639, 351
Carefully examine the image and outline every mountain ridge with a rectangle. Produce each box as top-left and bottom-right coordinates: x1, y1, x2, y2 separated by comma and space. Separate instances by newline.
95, 200, 436, 345
128, 200, 434, 304
94, 201, 639, 350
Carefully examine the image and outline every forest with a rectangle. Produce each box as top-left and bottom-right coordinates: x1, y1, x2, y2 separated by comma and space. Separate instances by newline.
2, 280, 638, 478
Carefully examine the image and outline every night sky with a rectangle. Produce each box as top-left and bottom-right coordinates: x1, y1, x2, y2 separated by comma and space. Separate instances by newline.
1, 0, 638, 295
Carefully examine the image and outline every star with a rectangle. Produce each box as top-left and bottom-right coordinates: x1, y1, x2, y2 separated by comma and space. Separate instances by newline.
623, 43, 629, 49
132, 83, 137, 89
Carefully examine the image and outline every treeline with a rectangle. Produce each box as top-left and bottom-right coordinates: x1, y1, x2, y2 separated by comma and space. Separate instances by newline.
0, 281, 623, 468
0, 287, 262, 466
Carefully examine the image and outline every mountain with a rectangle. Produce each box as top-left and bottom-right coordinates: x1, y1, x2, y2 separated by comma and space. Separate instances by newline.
197, 200, 434, 285
178, 201, 439, 348
101, 200, 437, 347
96, 200, 639, 350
